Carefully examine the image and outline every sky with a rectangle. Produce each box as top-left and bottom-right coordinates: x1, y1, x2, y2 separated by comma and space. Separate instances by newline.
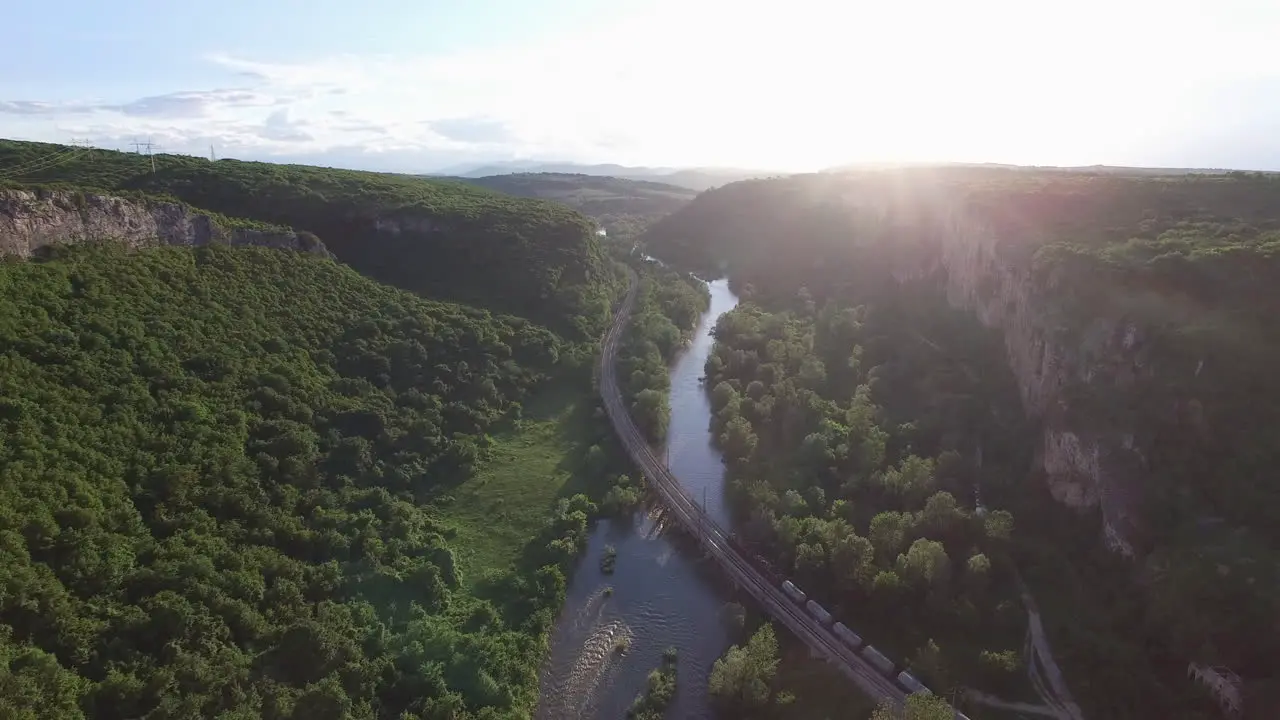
5, 0, 1280, 173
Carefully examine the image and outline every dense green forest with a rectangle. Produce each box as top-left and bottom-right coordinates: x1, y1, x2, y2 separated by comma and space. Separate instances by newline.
616, 260, 711, 442
453, 173, 697, 240
0, 139, 621, 339
704, 291, 1032, 705
642, 168, 1280, 718
0, 243, 607, 719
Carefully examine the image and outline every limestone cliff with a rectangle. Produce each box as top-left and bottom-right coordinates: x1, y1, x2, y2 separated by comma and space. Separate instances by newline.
892, 204, 1156, 556
0, 188, 329, 258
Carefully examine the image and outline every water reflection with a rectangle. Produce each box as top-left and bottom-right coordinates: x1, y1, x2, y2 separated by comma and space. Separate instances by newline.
536, 278, 741, 719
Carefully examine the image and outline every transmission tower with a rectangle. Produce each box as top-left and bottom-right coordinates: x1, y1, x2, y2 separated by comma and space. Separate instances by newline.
130, 137, 162, 173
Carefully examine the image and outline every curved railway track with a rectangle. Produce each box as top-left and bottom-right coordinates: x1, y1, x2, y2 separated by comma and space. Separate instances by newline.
599, 269, 975, 716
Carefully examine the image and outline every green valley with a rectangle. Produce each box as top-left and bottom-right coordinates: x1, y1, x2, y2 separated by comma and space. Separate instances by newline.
0, 138, 644, 720
453, 173, 698, 240
638, 167, 1280, 719
12, 4, 1278, 720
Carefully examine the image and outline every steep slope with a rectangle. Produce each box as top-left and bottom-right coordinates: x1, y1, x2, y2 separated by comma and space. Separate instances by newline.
0, 187, 326, 257
453, 173, 697, 238
0, 139, 618, 339
0, 242, 584, 719
641, 168, 1280, 717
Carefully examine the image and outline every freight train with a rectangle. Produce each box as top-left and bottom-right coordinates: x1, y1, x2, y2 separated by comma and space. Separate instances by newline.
778, 579, 954, 709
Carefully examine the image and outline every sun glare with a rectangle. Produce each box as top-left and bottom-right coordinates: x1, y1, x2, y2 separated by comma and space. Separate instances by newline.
591, 0, 1277, 170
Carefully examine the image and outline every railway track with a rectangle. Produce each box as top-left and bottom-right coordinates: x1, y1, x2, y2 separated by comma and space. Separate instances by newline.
599, 269, 977, 716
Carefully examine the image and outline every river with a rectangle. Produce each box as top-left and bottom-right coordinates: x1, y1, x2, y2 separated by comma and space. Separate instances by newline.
536, 277, 740, 719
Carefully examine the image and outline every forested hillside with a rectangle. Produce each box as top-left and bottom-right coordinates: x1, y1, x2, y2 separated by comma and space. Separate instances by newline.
615, 260, 710, 442
0, 243, 594, 719
454, 173, 697, 240
642, 169, 1280, 718
705, 289, 1041, 711
0, 139, 620, 338
438, 161, 774, 192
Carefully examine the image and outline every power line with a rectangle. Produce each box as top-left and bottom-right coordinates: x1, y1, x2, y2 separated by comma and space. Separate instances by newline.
130, 137, 162, 173
0, 149, 78, 178
0, 144, 92, 181
0, 140, 84, 179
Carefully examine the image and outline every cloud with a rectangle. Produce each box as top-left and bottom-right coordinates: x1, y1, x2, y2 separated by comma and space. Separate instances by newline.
336, 122, 389, 134
0, 89, 273, 120
427, 117, 513, 144
255, 109, 313, 143
0, 100, 97, 116
7, 0, 1280, 173
116, 89, 270, 118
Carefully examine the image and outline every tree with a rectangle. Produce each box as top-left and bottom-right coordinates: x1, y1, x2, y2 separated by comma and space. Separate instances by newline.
0, 639, 90, 720
794, 542, 827, 576
978, 649, 1022, 693
983, 509, 1014, 543
830, 533, 876, 591
921, 491, 962, 533
798, 356, 827, 389
710, 381, 739, 411
909, 638, 950, 691
934, 449, 965, 481
871, 570, 905, 602
964, 552, 991, 598
720, 416, 759, 466
708, 624, 779, 710
869, 511, 912, 562
896, 539, 951, 588
584, 444, 608, 474
631, 388, 670, 442
879, 455, 936, 502
292, 674, 354, 720
782, 489, 808, 517
869, 693, 955, 720
721, 602, 747, 631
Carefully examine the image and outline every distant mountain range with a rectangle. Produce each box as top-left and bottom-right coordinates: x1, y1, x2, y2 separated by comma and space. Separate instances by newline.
820, 160, 1265, 175
428, 160, 784, 191
443, 172, 699, 238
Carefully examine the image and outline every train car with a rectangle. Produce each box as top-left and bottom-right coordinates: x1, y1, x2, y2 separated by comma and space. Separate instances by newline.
832, 621, 863, 650
860, 644, 895, 675
781, 580, 807, 605
805, 599, 833, 626
896, 670, 931, 695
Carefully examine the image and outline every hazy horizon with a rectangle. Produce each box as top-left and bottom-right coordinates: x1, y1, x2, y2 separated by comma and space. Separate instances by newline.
6, 0, 1280, 174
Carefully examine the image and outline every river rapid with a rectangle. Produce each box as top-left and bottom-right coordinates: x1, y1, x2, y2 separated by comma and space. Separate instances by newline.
535, 278, 740, 719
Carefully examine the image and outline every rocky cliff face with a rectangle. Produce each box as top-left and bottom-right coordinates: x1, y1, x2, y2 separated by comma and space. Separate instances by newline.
888, 204, 1154, 556
0, 189, 329, 258
887, 202, 1259, 718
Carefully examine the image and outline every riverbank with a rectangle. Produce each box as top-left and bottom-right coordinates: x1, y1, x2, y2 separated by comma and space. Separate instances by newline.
536, 277, 741, 718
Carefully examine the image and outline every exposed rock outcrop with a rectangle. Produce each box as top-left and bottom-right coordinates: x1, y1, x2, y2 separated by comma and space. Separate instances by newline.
887, 203, 1154, 556
0, 188, 329, 258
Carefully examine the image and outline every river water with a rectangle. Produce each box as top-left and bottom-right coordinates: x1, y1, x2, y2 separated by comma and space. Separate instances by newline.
536, 278, 740, 719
